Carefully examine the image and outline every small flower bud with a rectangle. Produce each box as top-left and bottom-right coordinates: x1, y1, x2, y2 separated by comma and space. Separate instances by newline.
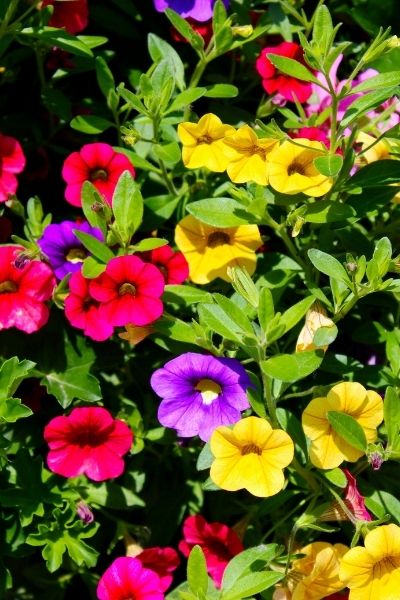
76, 501, 94, 525
121, 126, 141, 147
13, 253, 31, 270
231, 25, 253, 38
345, 261, 358, 273
368, 451, 384, 471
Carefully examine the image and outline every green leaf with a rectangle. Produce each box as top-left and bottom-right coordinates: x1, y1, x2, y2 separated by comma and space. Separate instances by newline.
351, 71, 400, 94
266, 53, 319, 84
346, 160, 400, 188
327, 411, 368, 451
341, 88, 398, 128
164, 9, 205, 55
163, 285, 213, 305
204, 84, 239, 98
384, 387, 400, 448
0, 357, 36, 399
196, 442, 214, 470
198, 299, 255, 345
321, 468, 348, 488
214, 294, 254, 335
365, 490, 400, 524
166, 87, 207, 113
372, 236, 392, 277
112, 171, 144, 244
83, 481, 143, 509
95, 56, 115, 99
81, 181, 109, 236
304, 200, 355, 223
153, 316, 199, 345
314, 154, 343, 177
73, 229, 114, 263
153, 142, 181, 166
70, 115, 114, 134
280, 296, 316, 335
21, 27, 93, 57
187, 546, 208, 596
312, 5, 334, 56
186, 197, 253, 227
222, 572, 283, 600
81, 256, 106, 279
258, 287, 274, 332
147, 33, 185, 91
0, 398, 32, 423
130, 238, 167, 252
313, 324, 338, 346
116, 148, 159, 174
261, 351, 324, 383
118, 85, 148, 115
221, 545, 280, 592
308, 249, 351, 285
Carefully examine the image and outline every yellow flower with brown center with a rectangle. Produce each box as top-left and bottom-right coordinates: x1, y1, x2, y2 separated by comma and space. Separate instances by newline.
296, 302, 335, 352
177, 113, 235, 172
339, 524, 400, 600
174, 215, 262, 284
302, 382, 383, 470
268, 139, 333, 197
356, 131, 391, 166
222, 124, 278, 185
209, 416, 294, 497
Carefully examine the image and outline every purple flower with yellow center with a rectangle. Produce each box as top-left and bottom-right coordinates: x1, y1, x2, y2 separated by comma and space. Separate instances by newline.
38, 220, 103, 280
150, 352, 251, 442
153, 0, 229, 22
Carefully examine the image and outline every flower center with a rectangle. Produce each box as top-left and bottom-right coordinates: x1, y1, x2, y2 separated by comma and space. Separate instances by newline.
198, 134, 213, 144
195, 378, 221, 405
250, 145, 266, 158
69, 426, 111, 447
241, 444, 262, 456
66, 247, 87, 263
207, 231, 231, 248
119, 283, 137, 296
90, 168, 108, 181
0, 280, 17, 293
287, 161, 306, 176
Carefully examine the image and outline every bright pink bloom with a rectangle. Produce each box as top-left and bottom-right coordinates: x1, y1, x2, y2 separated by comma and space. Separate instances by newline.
44, 407, 133, 481
342, 469, 372, 521
0, 246, 55, 333
256, 42, 313, 103
89, 255, 165, 327
137, 547, 180, 591
65, 271, 114, 341
179, 515, 244, 587
97, 557, 164, 600
291, 127, 330, 147
0, 133, 26, 202
42, 0, 88, 34
62, 143, 135, 207
141, 245, 189, 285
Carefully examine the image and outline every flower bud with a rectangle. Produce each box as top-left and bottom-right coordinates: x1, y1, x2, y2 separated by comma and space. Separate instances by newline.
76, 501, 94, 525
231, 25, 253, 38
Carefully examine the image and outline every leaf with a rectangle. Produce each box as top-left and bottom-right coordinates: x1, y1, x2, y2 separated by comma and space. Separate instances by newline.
95, 56, 115, 99
196, 442, 214, 470
147, 33, 185, 91
163, 285, 213, 305
327, 411, 368, 451
346, 160, 400, 188
73, 230, 114, 263
280, 296, 316, 335
341, 88, 398, 128
198, 300, 255, 345
70, 115, 114, 134
221, 545, 280, 592
351, 71, 400, 94
187, 546, 208, 596
266, 53, 319, 84
164, 9, 205, 55
21, 27, 93, 57
81, 181, 109, 236
308, 249, 351, 285
312, 5, 334, 56
313, 324, 338, 346
0, 398, 32, 423
130, 238, 168, 252
384, 387, 400, 449
81, 256, 107, 279
0, 357, 36, 398
258, 287, 274, 332
261, 351, 324, 383
222, 572, 283, 600
204, 84, 239, 98
186, 197, 253, 227
313, 154, 343, 177
153, 142, 181, 166
372, 237, 392, 277
304, 201, 355, 223
166, 87, 207, 113
112, 171, 144, 244
118, 85, 148, 115
322, 468, 348, 488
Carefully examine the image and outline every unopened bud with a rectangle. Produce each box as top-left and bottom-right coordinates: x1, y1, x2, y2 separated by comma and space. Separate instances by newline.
76, 501, 94, 525
387, 35, 400, 48
121, 126, 141, 148
345, 262, 357, 273
369, 451, 384, 471
231, 25, 253, 38
14, 253, 31, 270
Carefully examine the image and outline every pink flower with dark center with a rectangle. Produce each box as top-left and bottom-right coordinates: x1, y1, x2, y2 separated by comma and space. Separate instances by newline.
290, 127, 330, 147
62, 143, 135, 207
137, 547, 180, 591
97, 557, 164, 600
141, 245, 189, 285
0, 133, 26, 203
342, 469, 372, 521
89, 255, 165, 327
44, 407, 133, 481
42, 0, 89, 34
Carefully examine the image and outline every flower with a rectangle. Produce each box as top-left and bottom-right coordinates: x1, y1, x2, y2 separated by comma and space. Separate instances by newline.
178, 515, 244, 587
137, 547, 180, 591
178, 113, 235, 172
89, 255, 165, 327
153, 0, 229, 22
44, 406, 133, 481
175, 215, 262, 284
222, 125, 278, 185
141, 245, 189, 284
302, 382, 384, 470
97, 557, 164, 600
38, 220, 104, 280
256, 42, 313, 103
0, 132, 26, 203
64, 271, 115, 341
0, 246, 55, 333
150, 352, 251, 441
268, 139, 333, 197
339, 524, 400, 599
171, 17, 213, 44
62, 143, 135, 207
342, 469, 372, 521
76, 500, 94, 525
210, 416, 294, 497
118, 324, 154, 345
290, 127, 330, 147
41, 0, 88, 34
296, 302, 335, 352
355, 132, 391, 166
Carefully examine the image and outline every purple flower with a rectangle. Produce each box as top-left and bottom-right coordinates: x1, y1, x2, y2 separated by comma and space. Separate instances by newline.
150, 352, 251, 441
38, 220, 103, 280
153, 0, 229, 22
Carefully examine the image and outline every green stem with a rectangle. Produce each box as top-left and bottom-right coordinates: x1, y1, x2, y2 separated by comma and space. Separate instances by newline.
260, 367, 279, 427
291, 457, 320, 492
0, 0, 20, 37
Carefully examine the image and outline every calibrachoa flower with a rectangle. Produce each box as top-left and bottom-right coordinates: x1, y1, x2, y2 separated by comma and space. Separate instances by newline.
0, 132, 26, 202
89, 255, 165, 327
153, 0, 229, 22
210, 416, 294, 497
62, 142, 135, 207
97, 557, 164, 600
296, 302, 335, 352
339, 524, 400, 599
137, 547, 180, 592
44, 407, 133, 481
119, 324, 154, 345
150, 352, 251, 441
179, 515, 244, 588
141, 245, 189, 284
38, 220, 103, 280
178, 113, 235, 172
302, 382, 384, 470
175, 215, 262, 284
355, 132, 391, 166
0, 246, 55, 333
42, 0, 89, 34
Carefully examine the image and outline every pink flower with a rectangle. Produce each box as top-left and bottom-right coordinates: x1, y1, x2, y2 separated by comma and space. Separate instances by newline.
44, 407, 133, 481
97, 557, 164, 600
0, 133, 26, 203
42, 0, 89, 34
290, 126, 330, 147
179, 515, 244, 587
342, 469, 372, 521
0, 246, 55, 333
141, 245, 189, 285
137, 547, 180, 591
89, 255, 165, 327
62, 143, 135, 207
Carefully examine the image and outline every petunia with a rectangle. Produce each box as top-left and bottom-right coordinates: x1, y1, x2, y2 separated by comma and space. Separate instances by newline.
141, 245, 189, 285
0, 245, 55, 333
339, 524, 400, 599
150, 352, 251, 441
38, 220, 104, 280
302, 382, 384, 470
355, 131, 391, 166
175, 215, 262, 284
136, 547, 180, 592
44, 406, 133, 481
178, 514, 243, 587
0, 132, 26, 203
210, 416, 294, 497
41, 0, 88, 34
178, 113, 235, 172
62, 142, 135, 207
153, 0, 229, 22
295, 302, 335, 352
97, 556, 164, 600
268, 139, 333, 197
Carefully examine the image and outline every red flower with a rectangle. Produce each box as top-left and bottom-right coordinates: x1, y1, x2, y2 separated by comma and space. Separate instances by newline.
89, 255, 165, 327
97, 557, 163, 600
44, 407, 133, 481
256, 41, 313, 103
171, 18, 213, 45
342, 469, 372, 521
137, 547, 180, 591
179, 515, 244, 587
62, 143, 135, 207
290, 126, 330, 147
141, 245, 189, 285
42, 0, 88, 34
0, 133, 26, 203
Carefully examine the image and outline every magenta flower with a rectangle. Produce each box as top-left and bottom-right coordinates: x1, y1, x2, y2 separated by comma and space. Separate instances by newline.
150, 352, 251, 441
97, 557, 164, 600
0, 133, 26, 203
141, 245, 189, 285
44, 407, 133, 481
153, 0, 229, 22
137, 547, 180, 591
62, 143, 135, 207
342, 469, 372, 521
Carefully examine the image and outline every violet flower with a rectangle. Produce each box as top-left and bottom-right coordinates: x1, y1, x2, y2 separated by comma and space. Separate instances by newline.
153, 0, 229, 22
150, 352, 251, 441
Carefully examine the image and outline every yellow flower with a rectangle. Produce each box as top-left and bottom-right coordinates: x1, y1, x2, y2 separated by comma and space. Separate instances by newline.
174, 215, 262, 284
302, 382, 383, 470
209, 416, 294, 497
356, 131, 391, 165
339, 524, 400, 600
296, 302, 335, 352
118, 324, 153, 345
177, 113, 235, 172
222, 125, 278, 185
268, 139, 333, 197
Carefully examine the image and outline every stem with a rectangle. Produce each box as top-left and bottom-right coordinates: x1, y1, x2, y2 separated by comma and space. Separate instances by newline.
260, 367, 279, 427
0, 0, 20, 38
291, 457, 320, 492
152, 115, 178, 195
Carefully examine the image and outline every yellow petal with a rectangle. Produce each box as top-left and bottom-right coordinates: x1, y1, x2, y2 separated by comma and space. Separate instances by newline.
210, 455, 245, 491
210, 426, 241, 458
339, 546, 375, 588
364, 524, 400, 560
232, 416, 273, 446
227, 154, 269, 185
302, 397, 330, 440
262, 429, 294, 469
308, 430, 347, 469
